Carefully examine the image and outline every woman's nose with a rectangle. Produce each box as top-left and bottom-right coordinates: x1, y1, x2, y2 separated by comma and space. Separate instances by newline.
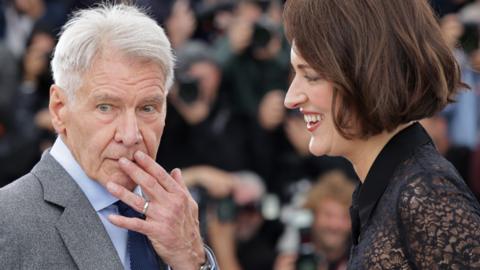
284, 83, 307, 109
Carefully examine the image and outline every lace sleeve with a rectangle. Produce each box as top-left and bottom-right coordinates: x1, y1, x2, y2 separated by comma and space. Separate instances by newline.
398, 175, 480, 269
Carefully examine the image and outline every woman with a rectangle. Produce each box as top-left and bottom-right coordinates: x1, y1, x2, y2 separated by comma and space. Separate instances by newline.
283, 0, 480, 269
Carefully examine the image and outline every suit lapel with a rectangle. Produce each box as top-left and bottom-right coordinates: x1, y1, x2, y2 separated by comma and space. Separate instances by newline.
33, 152, 123, 270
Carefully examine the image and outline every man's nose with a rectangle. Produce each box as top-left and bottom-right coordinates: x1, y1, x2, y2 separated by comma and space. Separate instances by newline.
115, 111, 142, 146
284, 83, 306, 109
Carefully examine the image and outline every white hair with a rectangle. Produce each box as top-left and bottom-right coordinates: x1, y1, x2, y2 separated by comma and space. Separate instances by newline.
51, 4, 175, 100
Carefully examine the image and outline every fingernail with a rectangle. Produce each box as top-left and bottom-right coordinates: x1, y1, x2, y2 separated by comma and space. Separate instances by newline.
119, 157, 129, 165
106, 182, 118, 193
135, 151, 145, 160
107, 214, 118, 223
174, 168, 182, 178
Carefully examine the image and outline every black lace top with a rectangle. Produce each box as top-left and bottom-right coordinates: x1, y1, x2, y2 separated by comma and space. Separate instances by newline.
348, 122, 480, 269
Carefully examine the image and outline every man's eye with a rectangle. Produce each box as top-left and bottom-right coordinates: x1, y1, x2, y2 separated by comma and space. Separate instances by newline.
142, 105, 155, 113
97, 104, 112, 112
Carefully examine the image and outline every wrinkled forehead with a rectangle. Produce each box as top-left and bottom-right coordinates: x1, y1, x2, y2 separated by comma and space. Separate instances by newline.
73, 54, 166, 99
91, 48, 164, 72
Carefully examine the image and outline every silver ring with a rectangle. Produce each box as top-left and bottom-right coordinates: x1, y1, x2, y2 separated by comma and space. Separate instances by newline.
142, 200, 150, 215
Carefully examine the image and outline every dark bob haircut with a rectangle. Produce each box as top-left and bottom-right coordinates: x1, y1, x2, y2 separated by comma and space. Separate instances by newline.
284, 0, 466, 139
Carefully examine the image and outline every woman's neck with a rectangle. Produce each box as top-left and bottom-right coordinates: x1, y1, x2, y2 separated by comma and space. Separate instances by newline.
347, 124, 410, 183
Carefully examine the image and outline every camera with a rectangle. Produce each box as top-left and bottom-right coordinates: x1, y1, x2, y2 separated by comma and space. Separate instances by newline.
295, 227, 322, 270
250, 22, 272, 50
216, 193, 280, 222
216, 195, 238, 222
216, 195, 262, 222
177, 76, 199, 104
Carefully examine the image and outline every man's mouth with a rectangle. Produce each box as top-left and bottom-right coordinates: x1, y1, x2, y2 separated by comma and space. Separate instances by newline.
106, 157, 136, 164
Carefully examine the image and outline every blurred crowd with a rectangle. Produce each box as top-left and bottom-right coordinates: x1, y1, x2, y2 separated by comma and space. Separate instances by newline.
0, 0, 479, 269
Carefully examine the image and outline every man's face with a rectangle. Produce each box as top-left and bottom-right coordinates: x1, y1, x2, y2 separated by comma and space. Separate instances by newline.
52, 50, 167, 189
313, 198, 351, 253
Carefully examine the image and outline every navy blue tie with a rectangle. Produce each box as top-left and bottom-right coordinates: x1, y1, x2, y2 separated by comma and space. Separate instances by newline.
116, 200, 161, 270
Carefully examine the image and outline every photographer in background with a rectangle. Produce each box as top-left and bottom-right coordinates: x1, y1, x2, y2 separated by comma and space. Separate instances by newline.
157, 41, 265, 174
213, 0, 290, 119
2, 0, 45, 58
275, 171, 355, 270
165, 0, 197, 49
14, 25, 56, 145
0, 25, 55, 185
184, 168, 282, 270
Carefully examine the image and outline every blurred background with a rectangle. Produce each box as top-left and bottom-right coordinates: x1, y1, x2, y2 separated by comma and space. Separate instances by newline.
0, 0, 478, 269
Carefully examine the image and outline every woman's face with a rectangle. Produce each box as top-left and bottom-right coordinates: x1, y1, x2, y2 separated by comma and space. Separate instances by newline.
284, 46, 350, 157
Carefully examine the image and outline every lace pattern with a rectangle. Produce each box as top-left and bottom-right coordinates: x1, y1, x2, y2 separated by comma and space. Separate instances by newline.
348, 144, 480, 269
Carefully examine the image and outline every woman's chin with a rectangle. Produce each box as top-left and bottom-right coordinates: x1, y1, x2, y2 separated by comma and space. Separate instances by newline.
309, 137, 328, 157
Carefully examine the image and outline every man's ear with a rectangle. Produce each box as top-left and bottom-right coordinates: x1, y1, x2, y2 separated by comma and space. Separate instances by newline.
49, 85, 69, 134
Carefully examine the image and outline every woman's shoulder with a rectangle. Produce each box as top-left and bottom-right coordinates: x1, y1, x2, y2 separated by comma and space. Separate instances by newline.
387, 145, 480, 268
389, 143, 480, 214
393, 143, 468, 193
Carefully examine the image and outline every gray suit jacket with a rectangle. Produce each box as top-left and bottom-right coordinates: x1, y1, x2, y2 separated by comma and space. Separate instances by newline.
0, 152, 136, 269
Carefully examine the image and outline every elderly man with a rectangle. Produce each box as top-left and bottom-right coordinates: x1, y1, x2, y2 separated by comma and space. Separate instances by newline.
0, 4, 216, 270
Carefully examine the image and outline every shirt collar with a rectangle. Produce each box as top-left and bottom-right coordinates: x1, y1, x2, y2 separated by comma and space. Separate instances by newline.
50, 137, 118, 212
353, 122, 433, 237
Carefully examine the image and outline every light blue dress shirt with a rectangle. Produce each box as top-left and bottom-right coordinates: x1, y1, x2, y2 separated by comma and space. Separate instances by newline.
49, 137, 218, 270
50, 137, 132, 269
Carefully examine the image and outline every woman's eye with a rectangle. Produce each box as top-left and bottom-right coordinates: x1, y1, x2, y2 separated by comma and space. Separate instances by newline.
304, 75, 320, 82
97, 104, 112, 112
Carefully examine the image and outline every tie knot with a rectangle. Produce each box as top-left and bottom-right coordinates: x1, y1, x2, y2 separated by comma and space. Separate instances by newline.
115, 200, 143, 219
